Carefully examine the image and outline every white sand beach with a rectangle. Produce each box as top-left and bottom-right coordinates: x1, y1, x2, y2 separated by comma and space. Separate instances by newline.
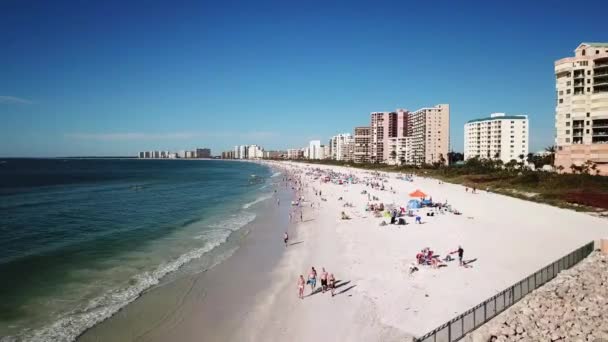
231, 162, 607, 342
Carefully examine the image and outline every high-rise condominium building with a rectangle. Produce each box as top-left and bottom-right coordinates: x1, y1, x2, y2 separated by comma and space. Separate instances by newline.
370, 109, 409, 163
308, 140, 321, 159
409, 104, 450, 165
238, 145, 248, 159
329, 133, 354, 161
287, 149, 303, 159
555, 43, 608, 174
386, 136, 413, 165
196, 148, 211, 158
354, 126, 371, 163
464, 113, 529, 163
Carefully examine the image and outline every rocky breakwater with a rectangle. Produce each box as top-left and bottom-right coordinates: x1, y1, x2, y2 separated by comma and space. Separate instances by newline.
467, 251, 608, 342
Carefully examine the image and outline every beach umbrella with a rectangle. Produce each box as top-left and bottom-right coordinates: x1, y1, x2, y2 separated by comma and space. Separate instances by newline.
409, 189, 427, 198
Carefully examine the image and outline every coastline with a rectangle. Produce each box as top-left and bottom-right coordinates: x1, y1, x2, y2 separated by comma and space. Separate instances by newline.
77, 169, 293, 341
76, 161, 607, 342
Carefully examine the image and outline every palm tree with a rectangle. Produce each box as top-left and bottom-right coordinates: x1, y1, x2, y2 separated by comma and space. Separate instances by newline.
544, 145, 556, 166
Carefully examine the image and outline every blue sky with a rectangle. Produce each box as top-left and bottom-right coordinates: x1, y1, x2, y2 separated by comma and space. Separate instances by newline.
2, 0, 608, 157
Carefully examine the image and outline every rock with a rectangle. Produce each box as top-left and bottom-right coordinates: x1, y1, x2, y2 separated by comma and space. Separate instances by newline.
463, 251, 608, 342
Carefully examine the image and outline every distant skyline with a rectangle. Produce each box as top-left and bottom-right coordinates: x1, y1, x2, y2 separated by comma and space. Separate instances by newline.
2, 0, 608, 157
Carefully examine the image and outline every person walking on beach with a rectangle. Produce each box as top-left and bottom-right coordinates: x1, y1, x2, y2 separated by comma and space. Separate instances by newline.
300, 211, 303, 222
328, 273, 336, 297
450, 246, 465, 266
283, 232, 289, 247
308, 267, 317, 292
298, 275, 305, 299
320, 268, 328, 293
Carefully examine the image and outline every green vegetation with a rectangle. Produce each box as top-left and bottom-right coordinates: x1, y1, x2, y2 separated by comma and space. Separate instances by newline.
281, 153, 608, 212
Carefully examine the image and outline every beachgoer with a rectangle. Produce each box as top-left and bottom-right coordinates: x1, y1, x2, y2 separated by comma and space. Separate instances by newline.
300, 211, 303, 222
308, 267, 317, 291
284, 232, 289, 247
328, 273, 336, 297
415, 216, 422, 224
450, 246, 465, 266
298, 275, 305, 299
458, 246, 464, 266
321, 268, 328, 293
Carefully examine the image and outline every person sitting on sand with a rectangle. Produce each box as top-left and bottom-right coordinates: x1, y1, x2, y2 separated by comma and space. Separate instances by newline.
341, 211, 351, 220
409, 263, 419, 275
416, 252, 425, 264
298, 275, 305, 299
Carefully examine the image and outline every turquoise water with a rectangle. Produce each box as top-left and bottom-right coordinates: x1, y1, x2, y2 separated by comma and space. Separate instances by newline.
0, 159, 274, 341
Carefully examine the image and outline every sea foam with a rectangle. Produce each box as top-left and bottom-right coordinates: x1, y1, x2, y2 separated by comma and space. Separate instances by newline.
17, 212, 258, 342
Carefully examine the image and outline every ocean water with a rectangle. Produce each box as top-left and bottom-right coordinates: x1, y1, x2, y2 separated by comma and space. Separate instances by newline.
0, 158, 274, 341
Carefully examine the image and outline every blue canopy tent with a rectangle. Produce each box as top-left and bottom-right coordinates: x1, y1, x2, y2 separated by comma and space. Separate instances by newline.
407, 199, 421, 209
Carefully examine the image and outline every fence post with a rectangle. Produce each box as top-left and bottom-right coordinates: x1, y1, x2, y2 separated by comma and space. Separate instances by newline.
448, 321, 451, 342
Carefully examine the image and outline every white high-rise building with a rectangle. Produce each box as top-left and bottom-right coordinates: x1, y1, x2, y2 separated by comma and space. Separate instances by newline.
464, 113, 529, 163
329, 133, 353, 161
239, 145, 248, 159
386, 136, 413, 165
308, 140, 321, 159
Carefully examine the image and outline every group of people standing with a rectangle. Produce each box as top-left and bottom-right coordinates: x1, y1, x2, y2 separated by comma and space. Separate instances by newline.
298, 267, 336, 299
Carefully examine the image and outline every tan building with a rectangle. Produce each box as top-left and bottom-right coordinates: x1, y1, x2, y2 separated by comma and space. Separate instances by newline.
353, 126, 371, 163
409, 104, 450, 165
554, 43, 608, 174
370, 109, 409, 163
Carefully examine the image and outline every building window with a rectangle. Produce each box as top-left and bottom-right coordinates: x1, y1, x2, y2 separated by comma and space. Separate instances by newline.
587, 112, 590, 117
586, 129, 590, 134
588, 87, 591, 92
567, 89, 571, 94
566, 113, 570, 118
587, 121, 590, 125
587, 70, 591, 75
566, 138, 570, 142
587, 79, 591, 84
559, 99, 563, 104
566, 130, 570, 134
566, 122, 570, 126
559, 91, 563, 95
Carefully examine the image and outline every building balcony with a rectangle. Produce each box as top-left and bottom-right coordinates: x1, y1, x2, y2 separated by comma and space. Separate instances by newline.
594, 80, 608, 87
573, 74, 585, 79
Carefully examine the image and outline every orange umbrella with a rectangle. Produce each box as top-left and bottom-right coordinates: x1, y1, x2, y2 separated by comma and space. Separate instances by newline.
409, 189, 427, 198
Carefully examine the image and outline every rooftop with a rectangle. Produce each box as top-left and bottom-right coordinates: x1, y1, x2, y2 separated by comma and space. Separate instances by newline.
581, 42, 608, 48
466, 115, 527, 124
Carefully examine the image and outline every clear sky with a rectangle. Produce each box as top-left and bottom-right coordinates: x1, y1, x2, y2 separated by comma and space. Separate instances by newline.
2, 0, 608, 157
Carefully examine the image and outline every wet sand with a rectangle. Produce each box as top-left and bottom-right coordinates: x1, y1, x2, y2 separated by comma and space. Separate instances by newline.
78, 183, 293, 342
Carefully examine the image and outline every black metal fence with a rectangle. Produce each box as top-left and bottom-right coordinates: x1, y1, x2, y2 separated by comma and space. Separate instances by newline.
414, 241, 595, 342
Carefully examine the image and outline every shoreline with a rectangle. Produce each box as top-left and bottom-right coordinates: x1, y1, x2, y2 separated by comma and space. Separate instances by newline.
75, 161, 607, 341
77, 168, 293, 341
